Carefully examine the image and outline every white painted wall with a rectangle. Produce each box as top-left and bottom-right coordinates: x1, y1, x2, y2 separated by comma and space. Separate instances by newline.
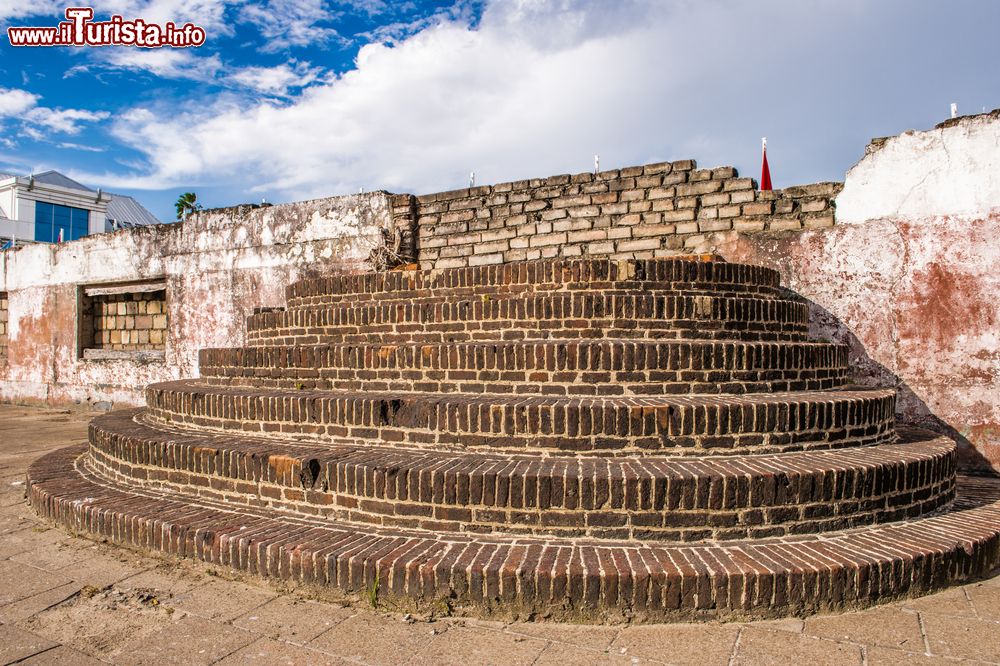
836, 112, 1000, 223
0, 192, 390, 407
88, 210, 105, 236
15, 199, 34, 240
0, 179, 15, 219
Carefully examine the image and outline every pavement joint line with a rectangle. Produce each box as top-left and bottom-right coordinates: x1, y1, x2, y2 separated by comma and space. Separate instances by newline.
204, 630, 255, 666
726, 625, 743, 665
502, 624, 620, 651
524, 640, 548, 666
15, 584, 86, 618
963, 585, 981, 619
918, 607, 1000, 626
915, 610, 933, 656
5, 642, 62, 665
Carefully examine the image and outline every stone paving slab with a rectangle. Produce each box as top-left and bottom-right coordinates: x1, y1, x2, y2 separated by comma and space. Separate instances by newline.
3, 403, 1000, 665
0, 624, 59, 664
16, 645, 108, 665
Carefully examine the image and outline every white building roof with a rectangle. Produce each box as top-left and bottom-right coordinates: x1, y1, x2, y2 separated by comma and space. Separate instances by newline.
106, 193, 161, 228
31, 170, 94, 191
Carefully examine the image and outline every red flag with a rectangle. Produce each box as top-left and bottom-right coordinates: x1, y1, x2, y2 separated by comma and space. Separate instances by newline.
760, 137, 772, 191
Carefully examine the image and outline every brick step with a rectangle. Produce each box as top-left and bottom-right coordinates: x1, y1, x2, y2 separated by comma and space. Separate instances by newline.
28, 446, 1000, 622
88, 410, 956, 542
200, 340, 849, 396
286, 286, 792, 311
284, 258, 783, 307
284, 285, 799, 314
245, 293, 811, 346
144, 380, 897, 455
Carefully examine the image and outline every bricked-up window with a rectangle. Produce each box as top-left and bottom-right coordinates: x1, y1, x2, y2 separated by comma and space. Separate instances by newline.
0, 292, 8, 361
78, 281, 167, 361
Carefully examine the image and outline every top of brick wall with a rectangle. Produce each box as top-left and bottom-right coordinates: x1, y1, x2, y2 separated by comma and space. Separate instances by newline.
416, 160, 701, 204
400, 159, 843, 270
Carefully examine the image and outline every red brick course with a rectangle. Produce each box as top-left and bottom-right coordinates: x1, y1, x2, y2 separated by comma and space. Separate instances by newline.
245, 292, 811, 346
284, 258, 783, 306
143, 380, 897, 454
86, 410, 956, 541
199, 340, 850, 395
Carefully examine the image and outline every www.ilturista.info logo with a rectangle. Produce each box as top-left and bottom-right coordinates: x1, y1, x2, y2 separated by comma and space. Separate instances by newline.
7, 7, 206, 47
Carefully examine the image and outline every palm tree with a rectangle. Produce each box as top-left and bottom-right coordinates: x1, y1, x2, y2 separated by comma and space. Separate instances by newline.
175, 192, 201, 221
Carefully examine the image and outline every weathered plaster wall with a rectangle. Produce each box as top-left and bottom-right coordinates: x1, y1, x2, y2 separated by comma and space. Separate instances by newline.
711, 112, 1000, 471
836, 110, 1000, 223
0, 193, 390, 407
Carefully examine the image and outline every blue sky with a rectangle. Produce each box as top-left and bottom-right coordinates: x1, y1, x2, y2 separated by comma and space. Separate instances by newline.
0, 0, 998, 223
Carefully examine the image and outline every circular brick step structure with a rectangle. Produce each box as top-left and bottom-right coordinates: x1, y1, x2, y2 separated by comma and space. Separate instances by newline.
26, 256, 1000, 622
283, 258, 785, 308
27, 446, 1000, 622
245, 292, 812, 346
198, 340, 850, 395
87, 410, 956, 542
143, 381, 898, 455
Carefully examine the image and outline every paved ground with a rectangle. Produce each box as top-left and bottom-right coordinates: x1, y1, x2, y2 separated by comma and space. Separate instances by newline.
2, 404, 1000, 665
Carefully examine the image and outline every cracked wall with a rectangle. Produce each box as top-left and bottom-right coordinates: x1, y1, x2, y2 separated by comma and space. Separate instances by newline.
712, 111, 1000, 471
0, 193, 390, 408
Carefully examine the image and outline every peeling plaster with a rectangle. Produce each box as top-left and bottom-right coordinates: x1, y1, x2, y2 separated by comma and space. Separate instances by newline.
0, 192, 389, 408
837, 110, 1000, 223
715, 111, 1000, 471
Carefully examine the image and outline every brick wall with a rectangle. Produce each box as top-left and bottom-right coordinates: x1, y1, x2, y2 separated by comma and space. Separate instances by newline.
79, 289, 168, 357
404, 160, 840, 270
0, 292, 7, 360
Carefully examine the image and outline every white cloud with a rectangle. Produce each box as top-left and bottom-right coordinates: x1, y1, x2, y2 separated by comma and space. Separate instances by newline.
95, 49, 224, 82
239, 0, 344, 52
228, 61, 324, 96
114, 0, 235, 35
357, 0, 479, 45
0, 0, 64, 23
81, 48, 324, 95
0, 87, 39, 116
0, 0, 236, 34
0, 87, 108, 138
70, 0, 988, 200
90, 0, 705, 194
26, 107, 110, 134
57, 142, 107, 152
21, 126, 45, 141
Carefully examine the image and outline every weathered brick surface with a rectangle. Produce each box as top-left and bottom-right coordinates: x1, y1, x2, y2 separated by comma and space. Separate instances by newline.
245, 292, 811, 346
85, 410, 956, 541
26, 255, 995, 622
83, 290, 168, 351
27, 447, 1000, 622
284, 258, 782, 306
404, 162, 842, 270
143, 380, 897, 455
199, 340, 851, 395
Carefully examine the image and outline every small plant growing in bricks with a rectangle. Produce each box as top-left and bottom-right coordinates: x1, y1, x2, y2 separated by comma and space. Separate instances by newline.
367, 573, 380, 609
